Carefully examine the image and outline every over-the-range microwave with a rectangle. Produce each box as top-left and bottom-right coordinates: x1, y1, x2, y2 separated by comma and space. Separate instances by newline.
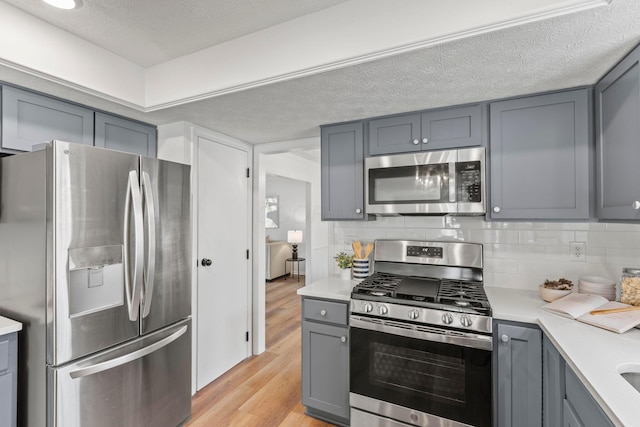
365, 147, 485, 215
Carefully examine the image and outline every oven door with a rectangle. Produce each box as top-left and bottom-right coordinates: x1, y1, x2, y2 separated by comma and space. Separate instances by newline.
350, 318, 492, 427
365, 151, 457, 215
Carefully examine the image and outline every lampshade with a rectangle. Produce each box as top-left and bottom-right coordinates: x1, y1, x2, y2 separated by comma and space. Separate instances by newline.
287, 230, 303, 244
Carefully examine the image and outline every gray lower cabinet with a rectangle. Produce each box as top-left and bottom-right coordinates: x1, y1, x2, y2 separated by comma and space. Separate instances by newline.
495, 321, 542, 427
564, 366, 614, 427
321, 122, 364, 220
301, 297, 349, 426
543, 335, 565, 427
0, 332, 18, 427
368, 104, 483, 155
95, 112, 157, 157
489, 89, 592, 220
1, 86, 93, 152
595, 43, 640, 220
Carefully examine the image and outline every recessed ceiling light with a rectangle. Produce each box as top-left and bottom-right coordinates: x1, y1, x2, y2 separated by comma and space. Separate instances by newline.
42, 0, 76, 9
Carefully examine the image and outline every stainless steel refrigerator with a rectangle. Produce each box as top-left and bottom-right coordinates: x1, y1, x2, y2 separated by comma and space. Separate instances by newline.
0, 140, 192, 427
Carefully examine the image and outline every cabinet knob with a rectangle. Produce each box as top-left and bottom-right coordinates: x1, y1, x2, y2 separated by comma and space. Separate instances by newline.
340, 336, 347, 343
201, 258, 212, 267
412, 139, 420, 145
633, 201, 640, 210
501, 334, 509, 343
422, 138, 429, 144
320, 309, 327, 317
493, 207, 501, 213
355, 208, 362, 214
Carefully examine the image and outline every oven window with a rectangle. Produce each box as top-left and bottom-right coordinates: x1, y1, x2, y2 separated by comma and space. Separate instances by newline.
351, 326, 491, 427
372, 342, 466, 405
369, 164, 449, 204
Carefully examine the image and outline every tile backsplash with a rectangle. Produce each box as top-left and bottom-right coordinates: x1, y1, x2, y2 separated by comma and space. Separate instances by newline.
330, 216, 640, 290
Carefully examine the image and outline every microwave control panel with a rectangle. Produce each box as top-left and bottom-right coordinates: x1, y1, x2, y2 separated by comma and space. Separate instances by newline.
456, 161, 482, 202
406, 246, 443, 258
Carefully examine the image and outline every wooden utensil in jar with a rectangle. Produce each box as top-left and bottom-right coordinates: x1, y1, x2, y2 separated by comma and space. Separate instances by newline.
352, 241, 363, 259
364, 242, 374, 258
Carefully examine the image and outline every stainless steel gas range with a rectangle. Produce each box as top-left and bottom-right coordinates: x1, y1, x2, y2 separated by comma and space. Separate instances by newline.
349, 240, 492, 427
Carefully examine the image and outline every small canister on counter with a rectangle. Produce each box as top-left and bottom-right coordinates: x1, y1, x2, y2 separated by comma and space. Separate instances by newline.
620, 267, 640, 306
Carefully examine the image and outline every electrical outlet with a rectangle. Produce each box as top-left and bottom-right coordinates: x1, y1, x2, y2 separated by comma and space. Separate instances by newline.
570, 241, 586, 262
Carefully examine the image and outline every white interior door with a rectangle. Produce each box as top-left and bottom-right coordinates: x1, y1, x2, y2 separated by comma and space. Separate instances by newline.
196, 136, 250, 390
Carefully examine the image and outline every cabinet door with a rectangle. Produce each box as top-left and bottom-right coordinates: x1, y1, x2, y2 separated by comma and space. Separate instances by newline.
596, 44, 640, 220
321, 122, 364, 220
563, 400, 584, 427
421, 104, 483, 150
543, 335, 565, 427
301, 320, 350, 421
1, 86, 93, 152
368, 114, 421, 155
565, 366, 614, 427
496, 322, 542, 427
95, 112, 157, 157
489, 89, 591, 220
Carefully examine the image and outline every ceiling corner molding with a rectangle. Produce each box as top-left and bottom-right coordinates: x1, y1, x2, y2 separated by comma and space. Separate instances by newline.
143, 0, 611, 112
0, 57, 146, 111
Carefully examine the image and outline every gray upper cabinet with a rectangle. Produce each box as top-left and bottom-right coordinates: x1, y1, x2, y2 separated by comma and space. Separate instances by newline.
321, 122, 364, 220
368, 104, 483, 156
595, 44, 640, 220
1, 86, 93, 152
489, 89, 592, 220
95, 112, 157, 157
495, 321, 542, 427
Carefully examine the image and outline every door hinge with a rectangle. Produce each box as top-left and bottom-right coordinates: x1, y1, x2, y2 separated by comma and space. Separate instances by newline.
246, 249, 250, 259
245, 331, 249, 342
246, 168, 250, 178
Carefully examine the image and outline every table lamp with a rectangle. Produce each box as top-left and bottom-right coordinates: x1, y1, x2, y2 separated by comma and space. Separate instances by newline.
287, 230, 303, 259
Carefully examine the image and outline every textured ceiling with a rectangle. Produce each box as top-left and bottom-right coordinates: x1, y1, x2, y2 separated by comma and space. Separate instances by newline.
0, 0, 348, 67
1, 0, 639, 144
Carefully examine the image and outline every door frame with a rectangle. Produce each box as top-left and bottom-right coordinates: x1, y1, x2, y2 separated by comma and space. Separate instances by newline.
157, 122, 253, 394
252, 137, 325, 355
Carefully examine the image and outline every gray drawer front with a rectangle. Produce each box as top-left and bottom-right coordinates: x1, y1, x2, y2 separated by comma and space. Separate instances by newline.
303, 299, 348, 326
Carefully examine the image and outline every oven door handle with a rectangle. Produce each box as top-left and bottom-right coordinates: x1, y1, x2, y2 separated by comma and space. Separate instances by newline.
350, 316, 493, 351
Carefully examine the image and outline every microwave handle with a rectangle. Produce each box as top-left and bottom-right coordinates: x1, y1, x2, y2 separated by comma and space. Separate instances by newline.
448, 162, 456, 202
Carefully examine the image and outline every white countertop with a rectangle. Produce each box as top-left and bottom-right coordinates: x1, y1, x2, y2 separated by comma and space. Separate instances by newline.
296, 276, 354, 301
0, 315, 22, 335
297, 278, 640, 426
487, 286, 640, 427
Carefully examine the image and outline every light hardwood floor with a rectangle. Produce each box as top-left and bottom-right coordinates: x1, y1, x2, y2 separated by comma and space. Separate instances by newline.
186, 275, 336, 427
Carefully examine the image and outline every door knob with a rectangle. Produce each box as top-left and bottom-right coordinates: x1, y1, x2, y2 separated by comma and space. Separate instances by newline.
412, 139, 420, 145
201, 258, 212, 267
501, 334, 509, 343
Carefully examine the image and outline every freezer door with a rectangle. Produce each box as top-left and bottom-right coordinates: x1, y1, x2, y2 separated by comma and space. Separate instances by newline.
49, 319, 191, 427
139, 157, 191, 334
51, 141, 141, 365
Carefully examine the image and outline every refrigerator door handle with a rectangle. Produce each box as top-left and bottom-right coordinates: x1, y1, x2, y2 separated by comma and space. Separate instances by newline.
123, 170, 144, 321
68, 325, 188, 379
141, 171, 156, 318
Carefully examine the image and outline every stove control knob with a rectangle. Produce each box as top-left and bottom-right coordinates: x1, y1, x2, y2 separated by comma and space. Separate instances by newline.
460, 315, 473, 328
441, 313, 454, 325
408, 309, 420, 320
378, 305, 388, 315
362, 302, 373, 313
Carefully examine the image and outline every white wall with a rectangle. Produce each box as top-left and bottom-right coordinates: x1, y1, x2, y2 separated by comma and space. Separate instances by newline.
330, 216, 640, 289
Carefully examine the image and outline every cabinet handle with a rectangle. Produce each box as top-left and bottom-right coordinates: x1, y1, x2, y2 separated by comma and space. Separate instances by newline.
422, 138, 429, 144
320, 309, 327, 317
340, 336, 347, 343
501, 334, 509, 343
355, 208, 362, 214
633, 201, 640, 210
412, 139, 420, 145
493, 207, 501, 213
